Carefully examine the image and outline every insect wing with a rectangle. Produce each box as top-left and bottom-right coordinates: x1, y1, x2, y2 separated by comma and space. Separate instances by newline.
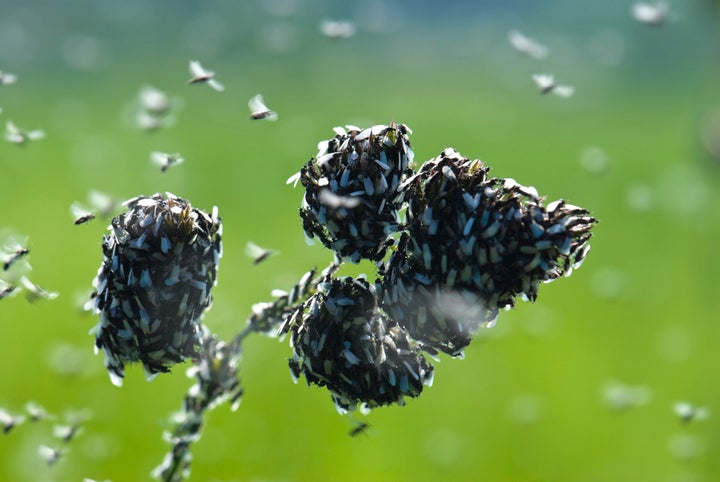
207, 78, 225, 92
189, 60, 208, 78
248, 94, 268, 114
553, 84, 575, 98
532, 74, 555, 92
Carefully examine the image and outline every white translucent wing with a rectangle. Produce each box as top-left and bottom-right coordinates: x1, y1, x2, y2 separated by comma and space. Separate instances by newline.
207, 79, 224, 92
245, 241, 266, 258
71, 202, 93, 219
150, 151, 169, 167
0, 408, 13, 426
320, 20, 356, 39
1, 73, 17, 85
189, 60, 206, 77
88, 190, 115, 215
286, 171, 301, 187
632, 2, 667, 23
26, 129, 45, 140
532, 74, 555, 91
38, 445, 60, 465
20, 276, 59, 300
5, 121, 22, 142
508, 30, 548, 59
25, 401, 50, 421
139, 86, 169, 113
553, 85, 575, 98
248, 94, 268, 113
136, 111, 161, 130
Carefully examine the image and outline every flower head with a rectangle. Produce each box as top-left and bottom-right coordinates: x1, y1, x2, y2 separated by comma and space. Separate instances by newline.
287, 276, 433, 413
299, 123, 414, 262
381, 148, 596, 356
89, 192, 222, 386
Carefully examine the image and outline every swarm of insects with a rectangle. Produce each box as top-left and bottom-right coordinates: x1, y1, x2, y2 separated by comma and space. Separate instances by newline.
87, 193, 222, 386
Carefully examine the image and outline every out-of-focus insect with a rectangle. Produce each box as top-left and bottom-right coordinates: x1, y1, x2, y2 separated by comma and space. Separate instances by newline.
20, 276, 59, 303
54, 423, 80, 443
135, 110, 176, 131
348, 421, 370, 437
71, 203, 96, 225
0, 281, 16, 300
0, 70, 17, 86
150, 151, 184, 172
245, 241, 276, 265
532, 74, 575, 98
25, 401, 52, 422
71, 191, 118, 225
320, 20, 356, 39
508, 30, 548, 59
2, 243, 29, 271
602, 381, 652, 412
674, 402, 710, 424
5, 120, 45, 145
38, 445, 63, 466
87, 190, 117, 218
248, 94, 278, 121
188, 60, 224, 92
318, 188, 362, 209
0, 407, 25, 434
139, 85, 171, 116
632, 2, 669, 26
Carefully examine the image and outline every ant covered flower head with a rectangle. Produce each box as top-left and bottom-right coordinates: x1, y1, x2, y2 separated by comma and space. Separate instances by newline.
381, 148, 596, 357
286, 276, 433, 413
297, 123, 414, 263
88, 192, 222, 386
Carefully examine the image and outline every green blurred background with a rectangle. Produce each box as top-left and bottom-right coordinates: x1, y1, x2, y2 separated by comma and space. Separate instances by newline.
1, 1, 719, 481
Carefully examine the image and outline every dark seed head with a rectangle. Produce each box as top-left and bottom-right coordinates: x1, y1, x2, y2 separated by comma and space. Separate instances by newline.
298, 123, 414, 263
288, 276, 433, 413
380, 148, 597, 356
88, 192, 222, 386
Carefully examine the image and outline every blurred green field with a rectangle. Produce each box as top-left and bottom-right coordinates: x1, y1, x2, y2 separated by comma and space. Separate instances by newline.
1, 1, 720, 481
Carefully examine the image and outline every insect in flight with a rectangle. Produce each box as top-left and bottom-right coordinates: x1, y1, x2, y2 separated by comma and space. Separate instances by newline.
71, 191, 118, 225
150, 151, 184, 172
632, 2, 669, 26
25, 401, 52, 422
508, 30, 548, 59
38, 445, 63, 466
2, 243, 29, 271
5, 120, 45, 145
188, 60, 224, 92
71, 202, 96, 225
139, 85, 171, 116
674, 402, 710, 424
532, 74, 575, 98
245, 241, 276, 265
0, 282, 16, 300
0, 407, 25, 434
320, 20, 356, 39
20, 276, 59, 303
248, 94, 278, 121
348, 421, 371, 437
0, 70, 17, 86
